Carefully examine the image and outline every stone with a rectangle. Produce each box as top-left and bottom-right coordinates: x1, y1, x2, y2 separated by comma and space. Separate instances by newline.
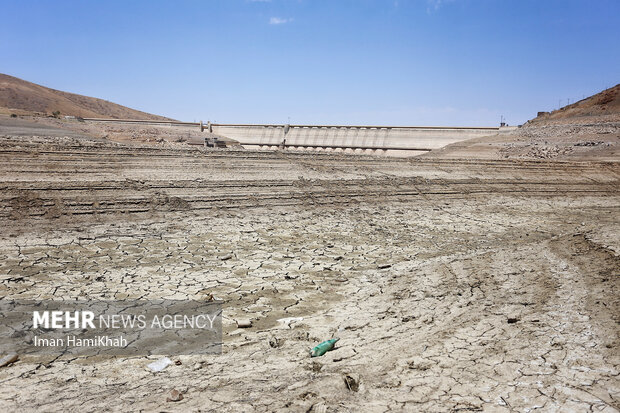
0, 353, 18, 367
166, 389, 184, 402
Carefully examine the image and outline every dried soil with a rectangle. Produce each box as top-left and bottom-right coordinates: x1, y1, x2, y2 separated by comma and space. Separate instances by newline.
0, 135, 618, 411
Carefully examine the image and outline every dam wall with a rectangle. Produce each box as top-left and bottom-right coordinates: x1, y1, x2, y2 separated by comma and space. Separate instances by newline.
80, 118, 516, 157
208, 124, 509, 156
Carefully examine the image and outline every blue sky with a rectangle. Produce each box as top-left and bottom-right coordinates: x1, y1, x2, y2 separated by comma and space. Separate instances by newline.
1, 0, 619, 125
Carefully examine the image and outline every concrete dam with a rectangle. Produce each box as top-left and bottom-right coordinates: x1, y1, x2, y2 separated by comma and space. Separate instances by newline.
81, 118, 515, 156
203, 123, 513, 156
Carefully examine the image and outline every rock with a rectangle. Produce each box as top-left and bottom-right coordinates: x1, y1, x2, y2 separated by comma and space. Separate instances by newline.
277, 317, 303, 328
220, 253, 233, 261
268, 336, 280, 348
0, 353, 18, 367
166, 389, 184, 402
236, 319, 252, 328
193, 362, 203, 370
377, 264, 392, 269
343, 374, 360, 392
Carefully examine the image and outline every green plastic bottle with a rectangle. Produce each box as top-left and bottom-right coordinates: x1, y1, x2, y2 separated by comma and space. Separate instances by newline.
310, 338, 339, 357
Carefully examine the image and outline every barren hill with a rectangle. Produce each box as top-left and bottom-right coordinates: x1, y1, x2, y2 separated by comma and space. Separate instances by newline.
531, 84, 620, 124
426, 84, 620, 161
0, 73, 173, 120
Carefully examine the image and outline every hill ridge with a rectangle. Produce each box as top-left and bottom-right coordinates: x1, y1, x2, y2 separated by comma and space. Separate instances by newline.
0, 73, 174, 121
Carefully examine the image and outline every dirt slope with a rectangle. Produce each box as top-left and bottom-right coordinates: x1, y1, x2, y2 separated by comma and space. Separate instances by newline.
531, 84, 620, 123
0, 73, 174, 120
426, 84, 620, 161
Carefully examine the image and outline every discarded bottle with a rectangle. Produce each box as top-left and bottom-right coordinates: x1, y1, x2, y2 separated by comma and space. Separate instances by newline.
310, 338, 339, 357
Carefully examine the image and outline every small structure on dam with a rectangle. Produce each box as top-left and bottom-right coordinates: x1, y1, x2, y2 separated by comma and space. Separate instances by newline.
200, 122, 515, 156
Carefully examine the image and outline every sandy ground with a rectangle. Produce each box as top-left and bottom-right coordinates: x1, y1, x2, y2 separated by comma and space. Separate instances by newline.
0, 134, 619, 412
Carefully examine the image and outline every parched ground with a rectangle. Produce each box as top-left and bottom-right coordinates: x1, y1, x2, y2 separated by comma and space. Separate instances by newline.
0, 135, 618, 412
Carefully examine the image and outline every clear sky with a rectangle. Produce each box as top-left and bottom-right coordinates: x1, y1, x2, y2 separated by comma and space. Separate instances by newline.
1, 0, 619, 126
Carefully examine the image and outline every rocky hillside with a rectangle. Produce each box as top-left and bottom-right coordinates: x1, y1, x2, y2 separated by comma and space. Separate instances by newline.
0, 73, 173, 120
530, 84, 620, 124
426, 84, 620, 161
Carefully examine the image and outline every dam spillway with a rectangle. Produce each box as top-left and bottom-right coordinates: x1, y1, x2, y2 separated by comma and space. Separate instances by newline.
80, 118, 515, 156
205, 123, 513, 156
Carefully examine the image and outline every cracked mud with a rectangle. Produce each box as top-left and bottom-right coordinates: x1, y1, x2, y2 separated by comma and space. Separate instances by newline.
0, 135, 618, 412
